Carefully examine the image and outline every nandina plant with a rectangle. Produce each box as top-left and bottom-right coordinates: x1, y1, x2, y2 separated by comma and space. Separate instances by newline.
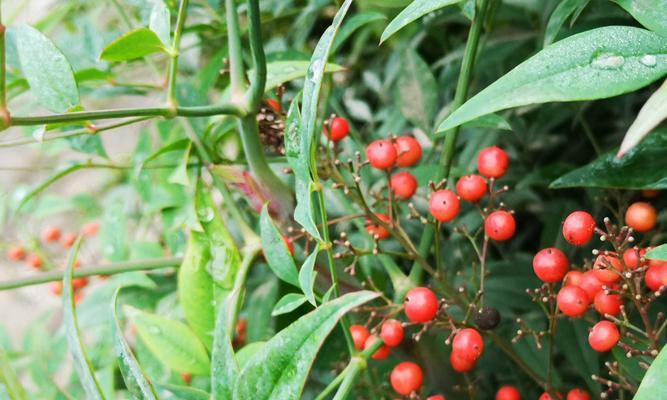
0, 0, 666, 399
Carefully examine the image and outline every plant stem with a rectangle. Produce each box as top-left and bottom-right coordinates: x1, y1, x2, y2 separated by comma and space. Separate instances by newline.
245, 0, 266, 112
166, 0, 190, 106
225, 0, 246, 99
226, 245, 261, 334
0, 3, 7, 129
318, 339, 383, 400
0, 257, 182, 291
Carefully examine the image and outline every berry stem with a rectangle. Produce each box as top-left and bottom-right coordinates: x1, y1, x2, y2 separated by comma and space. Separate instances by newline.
166, 0, 189, 107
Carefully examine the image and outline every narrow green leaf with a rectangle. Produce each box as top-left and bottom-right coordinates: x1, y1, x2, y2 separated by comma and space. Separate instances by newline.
646, 244, 667, 261
211, 296, 238, 400
462, 113, 512, 131
263, 61, 344, 93
543, 0, 590, 46
157, 384, 209, 400
299, 246, 320, 306
124, 306, 210, 375
332, 12, 386, 52
380, 0, 460, 44
550, 127, 667, 189
618, 79, 667, 156
233, 291, 379, 400
100, 28, 169, 62
272, 294, 309, 316
259, 205, 299, 286
438, 26, 667, 132
235, 342, 265, 369
14, 24, 80, 113
178, 231, 215, 349
167, 141, 192, 186
149, 0, 171, 46
63, 237, 106, 400
0, 350, 26, 400
395, 48, 438, 132
17, 163, 84, 211
111, 289, 158, 400
634, 342, 667, 399
612, 0, 667, 37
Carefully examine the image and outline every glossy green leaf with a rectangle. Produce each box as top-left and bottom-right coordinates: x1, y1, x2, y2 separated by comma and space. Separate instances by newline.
211, 295, 238, 400
0, 350, 26, 400
233, 291, 379, 400
259, 205, 299, 286
438, 26, 667, 132
634, 342, 667, 399
63, 238, 106, 400
263, 61, 344, 93
543, 0, 590, 46
14, 25, 80, 113
124, 306, 210, 375
380, 0, 460, 44
618, 79, 667, 156
178, 231, 215, 349
157, 384, 209, 400
551, 127, 667, 189
332, 12, 386, 52
612, 0, 667, 37
299, 246, 320, 306
235, 342, 265, 368
395, 48, 438, 132
646, 244, 667, 261
272, 294, 309, 316
462, 113, 512, 131
246, 278, 279, 343
111, 289, 158, 400
168, 141, 192, 186
149, 0, 171, 46
100, 28, 170, 62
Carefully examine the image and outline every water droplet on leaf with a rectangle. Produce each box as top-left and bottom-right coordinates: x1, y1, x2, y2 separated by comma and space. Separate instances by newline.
591, 53, 625, 70
639, 54, 657, 67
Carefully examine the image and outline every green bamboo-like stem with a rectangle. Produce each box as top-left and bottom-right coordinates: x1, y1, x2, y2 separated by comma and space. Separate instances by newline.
226, 245, 261, 335
225, 0, 247, 99
245, 0, 266, 112
0, 257, 182, 291
0, 2, 8, 129
166, 0, 190, 106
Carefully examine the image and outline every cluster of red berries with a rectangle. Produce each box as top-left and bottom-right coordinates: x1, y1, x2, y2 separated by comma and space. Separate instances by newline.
537, 388, 591, 400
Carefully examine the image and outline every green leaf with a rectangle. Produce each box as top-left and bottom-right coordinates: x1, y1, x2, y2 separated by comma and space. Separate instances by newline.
0, 350, 27, 400
332, 12, 386, 52
178, 232, 215, 349
111, 289, 158, 400
612, 0, 667, 37
299, 246, 320, 306
272, 293, 309, 316
233, 291, 379, 400
259, 205, 299, 286
235, 342, 265, 368
246, 278, 279, 343
100, 28, 170, 62
157, 384, 209, 400
646, 244, 667, 261
63, 238, 106, 400
618, 79, 667, 156
461, 113, 512, 131
395, 48, 438, 132
124, 306, 210, 375
263, 61, 344, 93
14, 24, 80, 113
380, 0, 460, 44
437, 26, 667, 132
550, 127, 667, 189
17, 163, 84, 211
149, 0, 171, 46
543, 0, 590, 46
556, 319, 600, 395
634, 342, 667, 399
211, 295, 238, 400
168, 141, 192, 186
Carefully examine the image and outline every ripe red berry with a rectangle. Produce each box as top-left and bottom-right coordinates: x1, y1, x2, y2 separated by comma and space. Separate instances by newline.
181, 372, 193, 385
26, 254, 43, 269
61, 233, 76, 249
539, 392, 563, 400
7, 245, 26, 261
588, 320, 620, 352
452, 328, 484, 361
622, 247, 646, 270
562, 211, 596, 246
366, 139, 397, 170
364, 335, 390, 360
567, 388, 590, 400
266, 98, 281, 113
390, 361, 423, 395
350, 325, 370, 350
485, 211, 516, 241
380, 319, 404, 347
579, 271, 604, 301
324, 117, 349, 142
495, 385, 521, 400
394, 136, 422, 167
592, 255, 622, 284
456, 174, 487, 202
429, 190, 460, 222
72, 277, 89, 290
50, 281, 63, 296
82, 221, 100, 236
366, 213, 391, 240
427, 395, 446, 400
390, 171, 418, 200
450, 351, 476, 372
282, 236, 295, 256
563, 270, 584, 287
533, 248, 570, 283
625, 202, 657, 232
404, 287, 439, 323
645, 264, 667, 291
42, 226, 61, 242
557, 286, 590, 317
477, 146, 509, 178
594, 291, 622, 316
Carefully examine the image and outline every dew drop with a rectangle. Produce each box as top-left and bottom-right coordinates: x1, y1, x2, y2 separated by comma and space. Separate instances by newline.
148, 325, 161, 334
198, 207, 214, 222
591, 53, 625, 70
639, 54, 657, 67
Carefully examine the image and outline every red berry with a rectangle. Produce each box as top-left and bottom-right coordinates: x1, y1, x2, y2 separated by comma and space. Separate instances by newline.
645, 264, 667, 291
50, 281, 63, 296
495, 385, 521, 400
390, 361, 423, 395
579, 271, 604, 301
404, 287, 439, 323
594, 291, 622, 316
366, 139, 397, 170
325, 117, 349, 142
450, 351, 476, 372
82, 221, 100, 236
366, 213, 391, 240
557, 286, 590, 317
7, 245, 26, 261
390, 172, 418, 200
485, 211, 516, 241
588, 320, 620, 352
625, 202, 657, 232
563, 270, 584, 287
429, 190, 460, 222
42, 226, 61, 242
266, 98, 281, 113
364, 335, 390, 360
350, 325, 370, 350
394, 136, 422, 167
567, 388, 590, 400
533, 248, 570, 283
456, 174, 487, 202
539, 392, 563, 400
562, 211, 596, 246
282, 236, 295, 256
592, 255, 622, 284
61, 233, 76, 249
623, 247, 646, 270
72, 277, 89, 290
427, 396, 446, 400
181, 372, 193, 385
380, 319, 404, 347
452, 328, 484, 361
477, 146, 509, 178
26, 254, 43, 269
